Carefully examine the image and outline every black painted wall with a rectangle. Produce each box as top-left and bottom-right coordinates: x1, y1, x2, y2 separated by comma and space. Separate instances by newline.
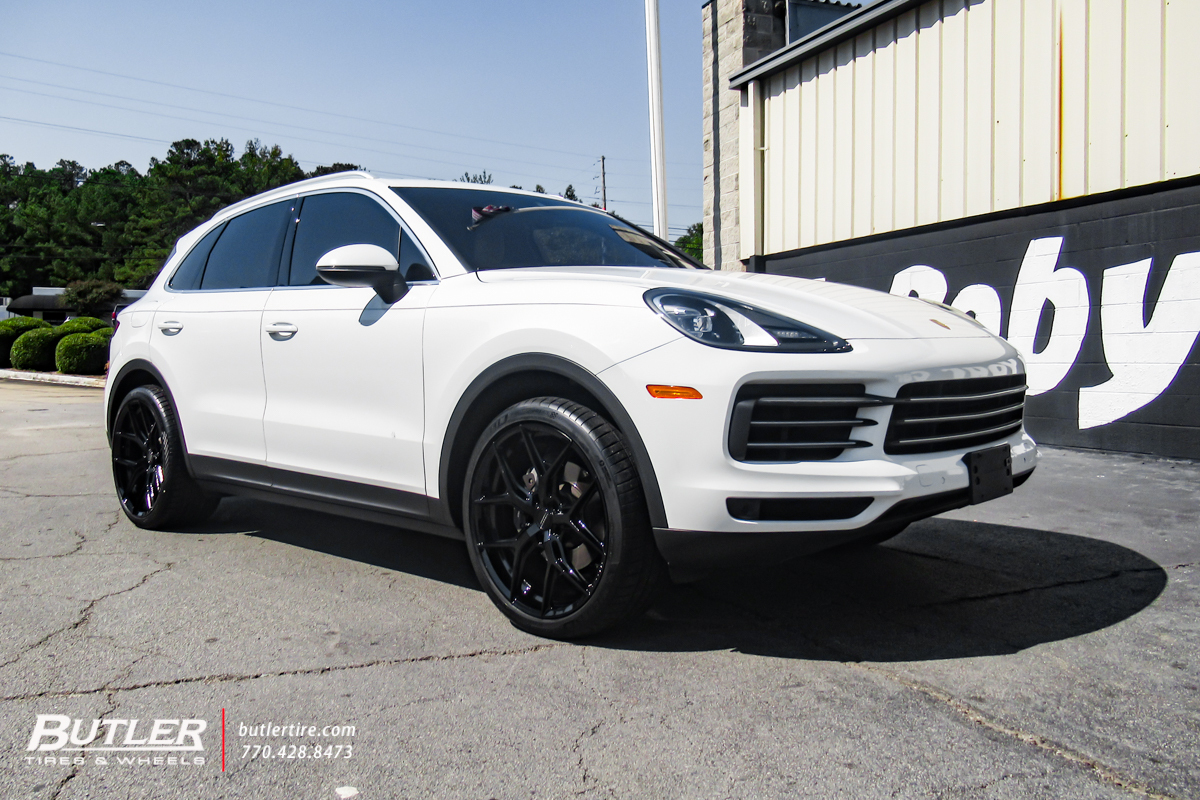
760, 177, 1200, 460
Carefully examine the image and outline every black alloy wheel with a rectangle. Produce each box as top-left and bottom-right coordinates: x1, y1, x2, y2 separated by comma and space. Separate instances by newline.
111, 385, 217, 529
463, 397, 663, 638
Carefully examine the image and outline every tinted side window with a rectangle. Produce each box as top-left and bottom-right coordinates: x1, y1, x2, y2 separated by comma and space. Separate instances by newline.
169, 223, 225, 290
200, 200, 292, 290
289, 193, 401, 286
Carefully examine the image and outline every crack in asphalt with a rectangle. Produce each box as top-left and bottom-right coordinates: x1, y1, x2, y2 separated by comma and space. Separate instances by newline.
0, 489, 112, 498
570, 719, 605, 796
852, 663, 1179, 800
914, 561, 1195, 609
915, 566, 1170, 608
0, 530, 85, 562
0, 562, 172, 673
569, 648, 620, 797
1, 643, 562, 703
44, 688, 121, 800
0, 512, 121, 562
663, 579, 1183, 799
0, 447, 107, 462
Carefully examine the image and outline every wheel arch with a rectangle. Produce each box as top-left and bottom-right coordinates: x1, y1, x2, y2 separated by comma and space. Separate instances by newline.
436, 354, 667, 531
106, 360, 193, 474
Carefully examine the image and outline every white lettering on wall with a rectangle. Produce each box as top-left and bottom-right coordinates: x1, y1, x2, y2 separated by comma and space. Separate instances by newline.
1077, 253, 1200, 429
1006, 237, 1090, 396
882, 243, 1200, 432
888, 264, 947, 302
950, 284, 1004, 335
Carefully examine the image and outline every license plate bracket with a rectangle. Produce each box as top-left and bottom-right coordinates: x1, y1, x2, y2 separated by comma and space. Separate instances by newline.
963, 444, 1013, 504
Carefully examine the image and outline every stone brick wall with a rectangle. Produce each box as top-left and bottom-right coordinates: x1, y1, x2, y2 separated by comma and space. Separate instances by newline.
701, 0, 750, 272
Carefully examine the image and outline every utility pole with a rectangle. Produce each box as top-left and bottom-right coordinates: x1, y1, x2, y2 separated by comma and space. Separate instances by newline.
600, 155, 607, 210
644, 0, 668, 238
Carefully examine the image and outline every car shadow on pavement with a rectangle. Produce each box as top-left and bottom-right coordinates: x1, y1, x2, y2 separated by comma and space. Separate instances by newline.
190, 499, 1167, 662
192, 497, 480, 591
601, 516, 1168, 662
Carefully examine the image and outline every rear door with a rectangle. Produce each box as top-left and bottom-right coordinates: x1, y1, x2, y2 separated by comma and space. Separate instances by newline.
259, 190, 436, 503
150, 198, 293, 464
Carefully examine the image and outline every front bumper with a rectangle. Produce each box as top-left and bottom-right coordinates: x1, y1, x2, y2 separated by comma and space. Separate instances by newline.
597, 336, 1040, 579
654, 469, 1035, 581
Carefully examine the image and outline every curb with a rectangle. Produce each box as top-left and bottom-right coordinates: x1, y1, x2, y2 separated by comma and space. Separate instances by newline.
0, 369, 106, 389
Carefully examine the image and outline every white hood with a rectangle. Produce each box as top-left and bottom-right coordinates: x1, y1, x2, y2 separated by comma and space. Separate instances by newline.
475, 266, 992, 341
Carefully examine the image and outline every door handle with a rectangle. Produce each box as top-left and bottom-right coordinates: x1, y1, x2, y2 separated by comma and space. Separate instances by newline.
265, 322, 298, 340
157, 320, 183, 336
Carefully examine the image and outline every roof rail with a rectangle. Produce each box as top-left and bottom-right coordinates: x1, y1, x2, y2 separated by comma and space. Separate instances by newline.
289, 170, 376, 187
215, 170, 377, 217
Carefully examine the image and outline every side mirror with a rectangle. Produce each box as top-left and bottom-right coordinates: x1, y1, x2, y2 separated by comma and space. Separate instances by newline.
316, 244, 408, 303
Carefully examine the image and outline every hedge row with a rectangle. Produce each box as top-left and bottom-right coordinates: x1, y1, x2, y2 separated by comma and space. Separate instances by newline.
1, 316, 112, 374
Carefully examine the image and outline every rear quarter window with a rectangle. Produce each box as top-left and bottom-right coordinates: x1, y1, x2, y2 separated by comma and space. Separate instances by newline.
200, 199, 293, 290
168, 224, 225, 291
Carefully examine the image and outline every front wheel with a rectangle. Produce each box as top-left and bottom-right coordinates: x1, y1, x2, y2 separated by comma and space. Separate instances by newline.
462, 397, 663, 638
111, 385, 218, 529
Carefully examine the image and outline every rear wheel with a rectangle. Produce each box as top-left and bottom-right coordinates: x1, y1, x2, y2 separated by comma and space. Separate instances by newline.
111, 385, 218, 529
463, 397, 663, 638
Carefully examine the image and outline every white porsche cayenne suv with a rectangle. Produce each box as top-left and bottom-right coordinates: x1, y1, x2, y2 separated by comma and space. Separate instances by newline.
106, 172, 1038, 637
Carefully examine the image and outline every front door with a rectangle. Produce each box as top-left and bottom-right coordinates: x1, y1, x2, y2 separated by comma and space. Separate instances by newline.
260, 190, 436, 503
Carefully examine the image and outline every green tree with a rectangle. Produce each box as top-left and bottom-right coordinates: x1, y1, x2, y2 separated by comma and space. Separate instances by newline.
307, 162, 363, 178
674, 222, 703, 262
458, 170, 493, 184
118, 138, 303, 287
563, 185, 579, 201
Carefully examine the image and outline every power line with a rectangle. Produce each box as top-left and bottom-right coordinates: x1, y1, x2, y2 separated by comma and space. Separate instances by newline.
0, 50, 699, 169
0, 87, 606, 186
0, 78, 691, 184
0, 116, 701, 216
0, 111, 600, 188
0, 115, 171, 146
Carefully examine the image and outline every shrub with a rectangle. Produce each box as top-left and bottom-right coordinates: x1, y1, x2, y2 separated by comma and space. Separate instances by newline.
58, 316, 110, 335
0, 317, 51, 368
56, 332, 110, 375
0, 316, 49, 333
90, 327, 116, 342
10, 328, 71, 371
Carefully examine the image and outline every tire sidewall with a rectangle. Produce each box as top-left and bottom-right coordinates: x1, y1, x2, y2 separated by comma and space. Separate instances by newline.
462, 399, 642, 637
112, 385, 190, 528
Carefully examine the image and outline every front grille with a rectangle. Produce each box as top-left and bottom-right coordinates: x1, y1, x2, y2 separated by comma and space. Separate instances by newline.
884, 375, 1027, 455
728, 384, 883, 462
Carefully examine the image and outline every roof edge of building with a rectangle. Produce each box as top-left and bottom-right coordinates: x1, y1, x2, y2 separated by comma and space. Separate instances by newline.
729, 0, 922, 89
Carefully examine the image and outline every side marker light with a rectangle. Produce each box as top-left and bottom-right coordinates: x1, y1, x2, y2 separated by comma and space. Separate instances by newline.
647, 385, 703, 400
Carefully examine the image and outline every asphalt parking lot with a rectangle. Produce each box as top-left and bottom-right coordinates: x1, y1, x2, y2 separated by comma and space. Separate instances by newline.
0, 380, 1197, 800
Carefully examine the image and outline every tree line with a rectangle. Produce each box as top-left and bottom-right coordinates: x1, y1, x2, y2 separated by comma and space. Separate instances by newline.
0, 138, 702, 300
0, 138, 357, 298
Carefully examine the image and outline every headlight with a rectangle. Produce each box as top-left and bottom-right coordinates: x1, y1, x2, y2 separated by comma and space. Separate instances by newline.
644, 289, 851, 353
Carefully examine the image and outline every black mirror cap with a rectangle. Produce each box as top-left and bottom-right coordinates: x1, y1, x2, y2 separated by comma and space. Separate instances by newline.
373, 273, 409, 304
316, 264, 409, 303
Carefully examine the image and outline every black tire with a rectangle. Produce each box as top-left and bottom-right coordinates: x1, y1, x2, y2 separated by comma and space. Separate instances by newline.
462, 397, 664, 638
111, 385, 218, 529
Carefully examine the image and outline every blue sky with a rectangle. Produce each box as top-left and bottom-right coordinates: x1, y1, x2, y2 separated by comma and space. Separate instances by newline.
0, 0, 703, 236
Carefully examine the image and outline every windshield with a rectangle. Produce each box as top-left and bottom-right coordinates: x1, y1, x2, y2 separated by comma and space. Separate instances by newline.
391, 187, 703, 271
